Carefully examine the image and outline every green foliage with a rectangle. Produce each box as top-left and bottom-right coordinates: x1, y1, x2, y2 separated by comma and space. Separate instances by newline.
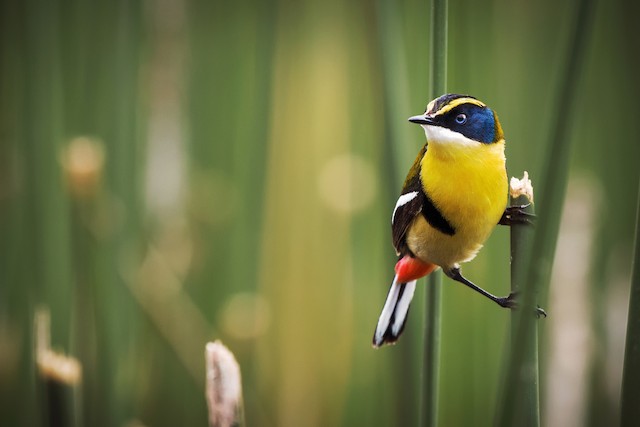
0, 0, 638, 426
421, 1, 447, 426
620, 185, 640, 426
497, 0, 597, 424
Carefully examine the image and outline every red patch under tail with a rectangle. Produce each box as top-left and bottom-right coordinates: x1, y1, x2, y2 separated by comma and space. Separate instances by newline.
394, 255, 437, 283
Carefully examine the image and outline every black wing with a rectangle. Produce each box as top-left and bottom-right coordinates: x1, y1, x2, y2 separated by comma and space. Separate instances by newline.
391, 146, 457, 255
391, 172, 425, 255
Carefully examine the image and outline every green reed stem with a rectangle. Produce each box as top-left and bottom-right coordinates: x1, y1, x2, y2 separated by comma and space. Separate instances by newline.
420, 0, 447, 426
495, 0, 596, 424
507, 191, 540, 427
375, 0, 423, 422
620, 181, 640, 426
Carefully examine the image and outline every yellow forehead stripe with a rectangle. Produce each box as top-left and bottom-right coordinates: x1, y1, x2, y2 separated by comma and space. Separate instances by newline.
431, 97, 486, 116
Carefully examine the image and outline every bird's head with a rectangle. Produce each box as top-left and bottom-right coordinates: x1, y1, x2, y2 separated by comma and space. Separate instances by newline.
408, 94, 504, 146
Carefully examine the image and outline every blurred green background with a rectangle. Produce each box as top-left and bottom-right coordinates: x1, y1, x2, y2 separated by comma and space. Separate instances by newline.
1, 0, 639, 426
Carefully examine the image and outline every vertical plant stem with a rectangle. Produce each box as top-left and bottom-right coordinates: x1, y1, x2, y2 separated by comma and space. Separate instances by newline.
375, 0, 418, 171
620, 181, 640, 426
429, 0, 448, 97
421, 272, 442, 426
21, 0, 74, 424
507, 182, 540, 427
375, 0, 421, 423
205, 341, 244, 427
36, 309, 83, 427
496, 0, 596, 424
420, 0, 447, 425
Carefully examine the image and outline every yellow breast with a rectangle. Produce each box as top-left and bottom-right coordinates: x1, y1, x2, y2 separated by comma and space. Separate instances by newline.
406, 140, 507, 269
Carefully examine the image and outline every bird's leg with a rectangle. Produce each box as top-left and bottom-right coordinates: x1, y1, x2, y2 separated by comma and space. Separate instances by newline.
445, 267, 514, 307
445, 267, 547, 317
498, 204, 536, 226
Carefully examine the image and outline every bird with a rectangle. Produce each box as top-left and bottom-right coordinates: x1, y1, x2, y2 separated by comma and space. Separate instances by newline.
372, 93, 536, 348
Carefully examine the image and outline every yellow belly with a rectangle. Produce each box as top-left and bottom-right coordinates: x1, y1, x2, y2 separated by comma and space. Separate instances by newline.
407, 140, 508, 269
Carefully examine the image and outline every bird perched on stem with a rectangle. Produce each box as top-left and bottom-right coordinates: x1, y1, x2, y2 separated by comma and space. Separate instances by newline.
373, 93, 541, 348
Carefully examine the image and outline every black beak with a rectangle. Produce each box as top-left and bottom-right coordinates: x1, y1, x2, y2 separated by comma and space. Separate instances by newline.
408, 114, 436, 125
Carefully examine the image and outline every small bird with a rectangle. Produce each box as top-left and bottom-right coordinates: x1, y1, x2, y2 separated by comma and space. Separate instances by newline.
373, 93, 533, 348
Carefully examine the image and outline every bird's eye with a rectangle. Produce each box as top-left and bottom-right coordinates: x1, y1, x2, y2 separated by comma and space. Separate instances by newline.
455, 114, 467, 124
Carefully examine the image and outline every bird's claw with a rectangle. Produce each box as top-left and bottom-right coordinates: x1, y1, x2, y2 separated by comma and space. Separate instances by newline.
499, 205, 536, 226
497, 291, 547, 318
496, 292, 519, 309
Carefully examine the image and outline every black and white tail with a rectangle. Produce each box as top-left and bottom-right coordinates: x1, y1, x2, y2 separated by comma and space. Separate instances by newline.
372, 276, 417, 347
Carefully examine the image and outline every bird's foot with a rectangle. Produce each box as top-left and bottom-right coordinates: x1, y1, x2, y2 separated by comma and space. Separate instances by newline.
499, 205, 536, 226
496, 292, 547, 317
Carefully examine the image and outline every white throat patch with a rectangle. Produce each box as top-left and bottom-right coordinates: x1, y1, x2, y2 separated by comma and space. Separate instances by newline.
422, 125, 481, 148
